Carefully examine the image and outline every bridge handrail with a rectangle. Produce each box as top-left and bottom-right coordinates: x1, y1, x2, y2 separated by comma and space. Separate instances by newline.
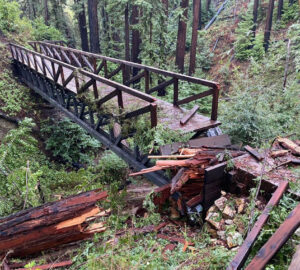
9, 43, 158, 128
28, 41, 219, 121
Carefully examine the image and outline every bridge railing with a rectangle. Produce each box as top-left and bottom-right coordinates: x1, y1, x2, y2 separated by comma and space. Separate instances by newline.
28, 41, 220, 121
9, 43, 158, 128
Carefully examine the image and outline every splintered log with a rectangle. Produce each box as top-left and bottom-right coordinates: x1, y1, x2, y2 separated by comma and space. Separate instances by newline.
246, 202, 300, 270
227, 181, 289, 270
156, 158, 210, 167
244, 145, 264, 161
0, 189, 108, 257
277, 137, 300, 156
270, 150, 289, 158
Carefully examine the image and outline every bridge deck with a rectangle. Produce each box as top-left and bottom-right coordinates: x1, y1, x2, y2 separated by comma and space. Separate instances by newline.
11, 44, 220, 133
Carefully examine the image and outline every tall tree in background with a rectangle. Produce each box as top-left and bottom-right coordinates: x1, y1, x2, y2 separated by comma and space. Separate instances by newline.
75, 0, 89, 51
264, 0, 275, 51
252, 0, 259, 36
189, 0, 201, 75
131, 5, 141, 76
206, 0, 211, 11
44, 0, 49, 25
162, 0, 168, 16
175, 0, 189, 73
88, 0, 100, 53
277, 0, 284, 20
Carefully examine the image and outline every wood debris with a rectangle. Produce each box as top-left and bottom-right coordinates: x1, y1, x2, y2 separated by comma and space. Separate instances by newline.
0, 189, 109, 257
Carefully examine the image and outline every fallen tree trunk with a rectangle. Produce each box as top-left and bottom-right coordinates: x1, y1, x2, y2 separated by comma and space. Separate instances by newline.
0, 189, 108, 257
277, 137, 300, 156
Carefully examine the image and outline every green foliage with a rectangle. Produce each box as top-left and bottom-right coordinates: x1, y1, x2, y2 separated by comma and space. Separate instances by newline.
0, 118, 42, 215
196, 31, 214, 71
32, 17, 64, 41
0, 0, 31, 34
92, 151, 128, 185
279, 2, 300, 27
246, 195, 299, 269
234, 4, 264, 61
0, 71, 32, 116
133, 119, 193, 153
41, 118, 101, 164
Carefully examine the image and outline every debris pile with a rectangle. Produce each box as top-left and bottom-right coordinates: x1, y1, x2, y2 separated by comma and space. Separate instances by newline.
205, 191, 264, 249
130, 145, 244, 215
0, 189, 109, 258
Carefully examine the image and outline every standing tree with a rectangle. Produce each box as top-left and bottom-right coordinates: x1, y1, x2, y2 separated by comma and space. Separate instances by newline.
206, 0, 211, 11
88, 0, 100, 53
131, 4, 142, 76
253, 0, 259, 36
44, 0, 49, 25
175, 0, 189, 73
162, 0, 168, 16
264, 0, 275, 51
189, 0, 201, 75
277, 0, 284, 20
75, 0, 89, 51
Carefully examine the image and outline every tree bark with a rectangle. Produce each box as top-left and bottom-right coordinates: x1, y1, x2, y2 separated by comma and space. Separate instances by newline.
88, 0, 100, 53
175, 0, 189, 73
206, 0, 211, 11
76, 0, 89, 52
277, 0, 284, 20
124, 4, 130, 63
131, 5, 142, 76
264, 0, 275, 51
162, 0, 169, 17
253, 0, 259, 36
44, 0, 49, 26
189, 0, 201, 75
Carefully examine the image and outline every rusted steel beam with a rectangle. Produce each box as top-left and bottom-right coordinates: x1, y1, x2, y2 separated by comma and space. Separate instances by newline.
227, 181, 289, 270
147, 78, 175, 94
106, 64, 123, 79
124, 70, 145, 86
180, 105, 199, 125
245, 202, 300, 270
177, 89, 213, 106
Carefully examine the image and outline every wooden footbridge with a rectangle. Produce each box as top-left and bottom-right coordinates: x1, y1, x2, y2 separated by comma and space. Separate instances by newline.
9, 41, 221, 187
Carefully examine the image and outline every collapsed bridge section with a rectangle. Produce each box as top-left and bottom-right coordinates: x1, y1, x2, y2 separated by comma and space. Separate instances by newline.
9, 42, 220, 187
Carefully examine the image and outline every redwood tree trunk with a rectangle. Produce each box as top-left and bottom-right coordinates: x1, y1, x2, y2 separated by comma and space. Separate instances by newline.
162, 0, 169, 16
252, 0, 259, 36
131, 5, 142, 76
277, 0, 284, 20
44, 0, 49, 26
77, 0, 89, 52
189, 0, 201, 75
264, 0, 275, 51
206, 0, 211, 11
88, 0, 100, 53
175, 0, 189, 73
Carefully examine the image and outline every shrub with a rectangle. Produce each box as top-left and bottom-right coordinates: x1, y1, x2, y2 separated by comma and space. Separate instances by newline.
32, 17, 64, 41
0, 0, 22, 33
92, 151, 128, 185
41, 118, 101, 164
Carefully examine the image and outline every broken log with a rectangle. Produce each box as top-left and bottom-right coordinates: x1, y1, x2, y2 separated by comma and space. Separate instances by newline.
270, 149, 289, 158
0, 189, 108, 257
171, 168, 186, 194
227, 181, 289, 270
245, 202, 300, 270
277, 137, 300, 156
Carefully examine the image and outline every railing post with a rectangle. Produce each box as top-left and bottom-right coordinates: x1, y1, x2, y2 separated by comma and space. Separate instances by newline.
117, 88, 124, 109
104, 60, 108, 78
211, 85, 219, 121
150, 103, 157, 128
145, 69, 150, 93
92, 57, 98, 99
60, 65, 65, 84
173, 78, 179, 106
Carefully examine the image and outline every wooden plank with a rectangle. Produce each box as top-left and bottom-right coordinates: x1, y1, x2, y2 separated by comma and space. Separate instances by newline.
227, 181, 289, 270
186, 192, 204, 207
245, 202, 300, 270
15, 260, 73, 270
244, 145, 264, 161
124, 71, 145, 86
147, 78, 175, 94
289, 245, 300, 270
171, 168, 187, 194
180, 105, 199, 125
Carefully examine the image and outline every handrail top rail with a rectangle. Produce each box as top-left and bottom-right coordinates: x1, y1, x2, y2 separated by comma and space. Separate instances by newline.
10, 43, 156, 103
28, 40, 220, 89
